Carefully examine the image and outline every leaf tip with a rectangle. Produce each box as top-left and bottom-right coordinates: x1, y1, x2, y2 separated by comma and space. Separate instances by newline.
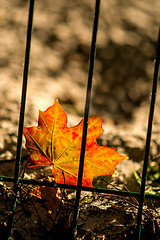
55, 98, 59, 104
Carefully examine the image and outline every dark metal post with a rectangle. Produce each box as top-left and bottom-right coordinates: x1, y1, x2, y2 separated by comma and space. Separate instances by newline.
136, 29, 160, 239
6, 1, 35, 239
72, 0, 101, 236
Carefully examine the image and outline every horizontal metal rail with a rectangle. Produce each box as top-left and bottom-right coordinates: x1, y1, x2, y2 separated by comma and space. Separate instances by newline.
1, 176, 160, 201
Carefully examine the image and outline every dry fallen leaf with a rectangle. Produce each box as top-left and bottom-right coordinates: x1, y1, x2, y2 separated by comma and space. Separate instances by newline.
30, 177, 63, 214
24, 99, 127, 187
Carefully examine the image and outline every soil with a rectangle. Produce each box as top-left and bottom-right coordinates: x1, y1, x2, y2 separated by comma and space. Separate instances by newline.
0, 0, 160, 239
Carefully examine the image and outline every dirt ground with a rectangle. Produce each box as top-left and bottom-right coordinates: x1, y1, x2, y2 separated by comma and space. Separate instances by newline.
0, 0, 160, 239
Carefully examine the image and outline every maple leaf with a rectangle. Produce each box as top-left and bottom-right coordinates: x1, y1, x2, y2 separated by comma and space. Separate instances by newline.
23, 99, 127, 187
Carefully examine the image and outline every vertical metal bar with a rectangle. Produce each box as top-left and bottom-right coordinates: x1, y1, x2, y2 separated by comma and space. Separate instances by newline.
137, 29, 160, 240
72, 0, 101, 236
6, 1, 35, 239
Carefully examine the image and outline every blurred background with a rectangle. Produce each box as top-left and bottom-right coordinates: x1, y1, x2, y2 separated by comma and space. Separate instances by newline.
0, 0, 160, 162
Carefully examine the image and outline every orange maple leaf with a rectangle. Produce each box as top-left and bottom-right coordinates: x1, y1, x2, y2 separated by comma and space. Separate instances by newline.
23, 99, 127, 187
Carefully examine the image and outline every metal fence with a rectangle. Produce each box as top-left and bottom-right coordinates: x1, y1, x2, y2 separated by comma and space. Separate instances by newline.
0, 0, 160, 239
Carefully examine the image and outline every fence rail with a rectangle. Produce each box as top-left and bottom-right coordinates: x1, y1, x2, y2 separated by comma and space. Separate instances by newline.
0, 0, 160, 239
1, 175, 160, 201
